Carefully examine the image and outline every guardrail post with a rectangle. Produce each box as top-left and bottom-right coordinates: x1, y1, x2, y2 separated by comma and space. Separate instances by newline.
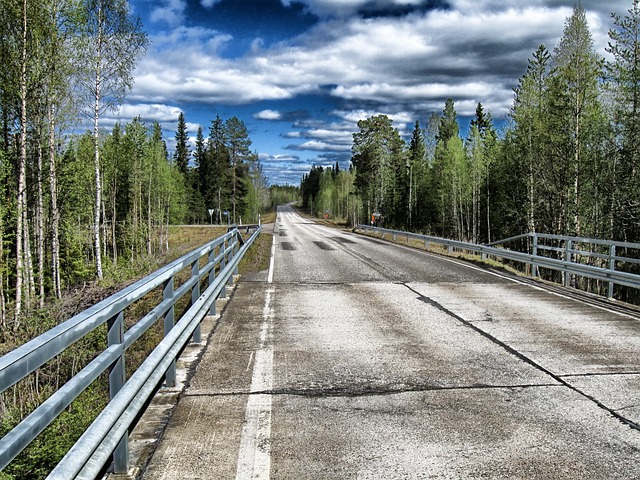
608, 244, 616, 299
191, 259, 201, 343
234, 232, 240, 276
531, 234, 538, 278
227, 237, 235, 287
220, 241, 227, 298
107, 311, 129, 473
163, 277, 176, 387
208, 248, 217, 315
564, 239, 572, 287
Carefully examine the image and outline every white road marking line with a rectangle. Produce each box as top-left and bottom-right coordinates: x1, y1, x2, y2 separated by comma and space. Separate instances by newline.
235, 235, 276, 480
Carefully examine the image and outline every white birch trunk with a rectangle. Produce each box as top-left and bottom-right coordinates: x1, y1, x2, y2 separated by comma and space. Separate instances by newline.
49, 104, 61, 299
15, 0, 28, 322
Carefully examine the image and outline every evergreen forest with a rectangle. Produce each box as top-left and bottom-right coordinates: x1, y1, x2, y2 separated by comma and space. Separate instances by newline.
302, 2, 640, 253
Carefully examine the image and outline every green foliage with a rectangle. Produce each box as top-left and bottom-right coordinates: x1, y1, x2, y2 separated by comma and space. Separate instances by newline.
297, 3, 638, 251
174, 112, 190, 175
1, 382, 107, 480
351, 114, 406, 226
606, 0, 640, 240
269, 184, 299, 207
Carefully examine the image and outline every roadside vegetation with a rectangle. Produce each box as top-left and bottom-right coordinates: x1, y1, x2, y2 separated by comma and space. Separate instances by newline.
0, 222, 279, 479
300, 2, 640, 302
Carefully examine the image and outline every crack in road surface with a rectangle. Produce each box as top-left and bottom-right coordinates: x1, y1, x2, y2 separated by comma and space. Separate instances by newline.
407, 282, 640, 432
185, 382, 561, 399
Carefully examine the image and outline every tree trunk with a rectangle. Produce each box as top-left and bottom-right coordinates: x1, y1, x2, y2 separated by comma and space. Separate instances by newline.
37, 135, 45, 307
93, 12, 104, 280
147, 172, 152, 256
15, 0, 28, 323
49, 104, 61, 299
23, 206, 35, 304
0, 206, 5, 331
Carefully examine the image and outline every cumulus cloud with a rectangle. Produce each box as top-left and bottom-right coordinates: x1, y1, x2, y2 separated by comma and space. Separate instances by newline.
101, 103, 187, 132
134, 3, 620, 115
287, 139, 351, 152
254, 110, 283, 120
131, 0, 630, 178
115, 103, 183, 122
150, 0, 187, 27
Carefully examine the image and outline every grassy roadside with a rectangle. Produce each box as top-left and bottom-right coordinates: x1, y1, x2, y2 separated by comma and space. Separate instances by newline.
239, 232, 273, 275
0, 224, 271, 480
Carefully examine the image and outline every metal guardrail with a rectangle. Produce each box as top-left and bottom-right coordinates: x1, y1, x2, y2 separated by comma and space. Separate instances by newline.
0, 226, 261, 478
355, 226, 640, 299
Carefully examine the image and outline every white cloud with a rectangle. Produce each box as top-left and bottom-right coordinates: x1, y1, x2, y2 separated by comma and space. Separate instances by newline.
115, 103, 183, 122
133, 0, 629, 134
150, 0, 187, 27
200, 0, 222, 7
254, 110, 283, 120
287, 140, 351, 152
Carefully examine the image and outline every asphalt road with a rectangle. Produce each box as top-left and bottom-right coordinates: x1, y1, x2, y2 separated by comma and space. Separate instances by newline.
141, 205, 640, 479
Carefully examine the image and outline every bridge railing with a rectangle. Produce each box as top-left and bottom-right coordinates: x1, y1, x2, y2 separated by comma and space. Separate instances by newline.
355, 226, 640, 299
0, 226, 261, 479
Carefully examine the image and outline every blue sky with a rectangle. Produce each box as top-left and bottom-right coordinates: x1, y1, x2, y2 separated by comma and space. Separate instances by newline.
109, 0, 631, 185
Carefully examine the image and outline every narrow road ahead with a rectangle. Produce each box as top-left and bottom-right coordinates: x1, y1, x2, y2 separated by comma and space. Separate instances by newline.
143, 205, 640, 479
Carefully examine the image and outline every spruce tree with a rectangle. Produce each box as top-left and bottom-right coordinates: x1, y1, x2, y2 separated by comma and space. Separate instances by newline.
551, 2, 604, 236
207, 115, 230, 224
174, 112, 190, 175
224, 116, 252, 223
436, 98, 459, 144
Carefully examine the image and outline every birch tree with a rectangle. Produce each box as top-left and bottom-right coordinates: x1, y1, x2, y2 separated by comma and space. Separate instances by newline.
75, 0, 147, 279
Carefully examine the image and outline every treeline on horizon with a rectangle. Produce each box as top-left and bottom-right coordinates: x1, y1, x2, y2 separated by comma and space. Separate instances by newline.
301, 2, 640, 253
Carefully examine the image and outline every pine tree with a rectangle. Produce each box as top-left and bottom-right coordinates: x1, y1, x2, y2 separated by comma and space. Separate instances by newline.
174, 112, 190, 176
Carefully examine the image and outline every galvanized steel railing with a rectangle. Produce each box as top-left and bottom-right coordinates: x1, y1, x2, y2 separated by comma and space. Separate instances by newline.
356, 226, 640, 299
0, 226, 261, 478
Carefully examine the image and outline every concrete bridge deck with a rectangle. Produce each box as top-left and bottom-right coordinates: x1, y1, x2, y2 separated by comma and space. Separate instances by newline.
136, 206, 640, 479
